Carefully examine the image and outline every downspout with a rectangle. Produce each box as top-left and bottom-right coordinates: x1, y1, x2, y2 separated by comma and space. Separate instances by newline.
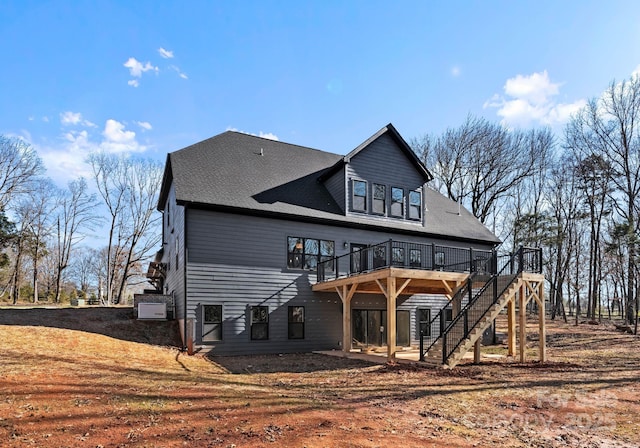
183, 204, 189, 353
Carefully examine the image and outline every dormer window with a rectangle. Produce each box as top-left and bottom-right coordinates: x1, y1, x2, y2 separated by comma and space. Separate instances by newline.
373, 184, 386, 215
391, 187, 404, 217
352, 180, 367, 212
409, 190, 422, 220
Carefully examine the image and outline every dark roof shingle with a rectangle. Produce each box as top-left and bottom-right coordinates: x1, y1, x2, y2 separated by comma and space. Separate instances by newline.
159, 128, 500, 245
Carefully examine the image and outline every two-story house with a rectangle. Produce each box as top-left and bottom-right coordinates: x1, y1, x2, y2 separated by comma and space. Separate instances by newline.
152, 123, 545, 365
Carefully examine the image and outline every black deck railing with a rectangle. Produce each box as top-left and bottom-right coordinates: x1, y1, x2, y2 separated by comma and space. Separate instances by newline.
317, 239, 494, 283
420, 246, 543, 364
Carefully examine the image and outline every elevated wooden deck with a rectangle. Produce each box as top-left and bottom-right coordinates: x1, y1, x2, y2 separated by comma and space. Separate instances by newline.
312, 241, 545, 366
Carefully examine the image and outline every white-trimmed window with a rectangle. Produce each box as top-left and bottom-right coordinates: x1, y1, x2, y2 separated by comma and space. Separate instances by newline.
352, 179, 367, 212
390, 187, 404, 217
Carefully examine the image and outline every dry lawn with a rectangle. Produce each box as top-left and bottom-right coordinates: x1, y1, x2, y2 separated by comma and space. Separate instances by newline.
0, 307, 639, 447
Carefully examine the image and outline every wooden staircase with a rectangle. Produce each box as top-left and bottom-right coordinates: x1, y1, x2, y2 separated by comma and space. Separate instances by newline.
422, 273, 523, 368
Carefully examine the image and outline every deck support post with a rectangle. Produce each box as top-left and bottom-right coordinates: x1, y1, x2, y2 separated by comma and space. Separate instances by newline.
337, 284, 357, 355
386, 277, 397, 361
519, 282, 526, 363
473, 339, 481, 364
536, 281, 546, 363
507, 298, 516, 357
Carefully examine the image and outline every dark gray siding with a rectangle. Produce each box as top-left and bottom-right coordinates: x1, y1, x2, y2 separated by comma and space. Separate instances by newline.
346, 133, 426, 225
185, 209, 492, 355
161, 183, 186, 328
323, 167, 345, 213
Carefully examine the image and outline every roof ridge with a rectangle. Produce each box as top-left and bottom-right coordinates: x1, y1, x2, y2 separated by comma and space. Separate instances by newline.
218, 129, 342, 157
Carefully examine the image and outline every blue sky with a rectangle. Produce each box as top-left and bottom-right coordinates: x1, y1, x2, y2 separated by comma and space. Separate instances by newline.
2, 0, 640, 186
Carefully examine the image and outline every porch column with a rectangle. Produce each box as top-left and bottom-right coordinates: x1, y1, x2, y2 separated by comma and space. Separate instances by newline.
386, 277, 397, 361
337, 284, 357, 354
507, 298, 516, 357
519, 283, 526, 363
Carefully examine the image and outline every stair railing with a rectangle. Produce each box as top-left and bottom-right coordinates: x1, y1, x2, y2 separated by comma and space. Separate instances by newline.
419, 272, 478, 361
440, 246, 541, 364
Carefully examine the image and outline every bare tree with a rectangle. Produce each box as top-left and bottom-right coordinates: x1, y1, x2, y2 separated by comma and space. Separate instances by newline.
566, 75, 640, 331
53, 178, 100, 303
89, 153, 162, 304
114, 158, 163, 302
412, 115, 543, 225
0, 136, 44, 210
15, 179, 56, 303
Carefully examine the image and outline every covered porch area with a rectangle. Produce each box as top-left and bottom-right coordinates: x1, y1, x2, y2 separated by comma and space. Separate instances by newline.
312, 266, 470, 361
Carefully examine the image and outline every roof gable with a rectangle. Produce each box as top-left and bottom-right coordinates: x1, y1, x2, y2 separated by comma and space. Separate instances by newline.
319, 123, 433, 183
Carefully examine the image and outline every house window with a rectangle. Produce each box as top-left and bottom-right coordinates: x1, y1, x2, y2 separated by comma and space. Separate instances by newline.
288, 306, 305, 339
391, 187, 404, 217
250, 306, 269, 340
445, 307, 453, 323
410, 248, 422, 268
372, 184, 386, 215
203, 305, 222, 341
418, 308, 431, 336
352, 179, 367, 212
287, 237, 335, 271
392, 247, 405, 266
175, 236, 179, 269
409, 190, 422, 220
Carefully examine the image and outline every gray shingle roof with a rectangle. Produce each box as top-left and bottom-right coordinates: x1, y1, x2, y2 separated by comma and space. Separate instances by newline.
159, 127, 500, 245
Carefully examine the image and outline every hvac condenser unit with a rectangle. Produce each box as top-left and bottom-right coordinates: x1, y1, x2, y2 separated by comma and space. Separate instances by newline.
138, 302, 167, 320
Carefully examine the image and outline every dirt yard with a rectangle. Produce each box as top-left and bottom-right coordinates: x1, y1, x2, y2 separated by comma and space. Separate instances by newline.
0, 306, 639, 447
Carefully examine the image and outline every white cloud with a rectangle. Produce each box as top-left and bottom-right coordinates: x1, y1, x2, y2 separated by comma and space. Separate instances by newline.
123, 57, 158, 77
158, 47, 174, 59
42, 116, 49, 123
33, 118, 150, 186
258, 131, 278, 140
169, 65, 188, 80
123, 57, 158, 86
484, 70, 585, 128
451, 66, 461, 77
135, 121, 152, 131
60, 111, 96, 127
226, 127, 279, 141
101, 119, 147, 153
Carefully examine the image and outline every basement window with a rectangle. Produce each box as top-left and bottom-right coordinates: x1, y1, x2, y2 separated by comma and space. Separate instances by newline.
202, 305, 222, 342
288, 306, 305, 339
250, 306, 269, 340
418, 308, 431, 337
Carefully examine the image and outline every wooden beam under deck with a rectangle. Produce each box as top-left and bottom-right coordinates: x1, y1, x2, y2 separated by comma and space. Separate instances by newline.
312, 267, 469, 295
